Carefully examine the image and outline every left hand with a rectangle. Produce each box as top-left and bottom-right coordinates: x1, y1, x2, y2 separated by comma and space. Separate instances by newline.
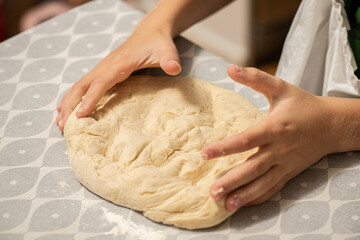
201, 65, 337, 211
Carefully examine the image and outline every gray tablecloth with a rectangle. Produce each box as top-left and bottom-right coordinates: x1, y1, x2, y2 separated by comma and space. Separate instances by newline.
0, 0, 360, 239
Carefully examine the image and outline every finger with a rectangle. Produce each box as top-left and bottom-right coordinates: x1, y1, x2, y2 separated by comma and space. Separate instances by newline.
245, 168, 298, 206
245, 182, 283, 207
202, 117, 277, 160
157, 42, 181, 75
76, 66, 131, 118
57, 90, 70, 113
56, 115, 61, 126
57, 101, 63, 113
227, 64, 287, 101
57, 57, 112, 131
58, 80, 91, 131
209, 148, 273, 200
225, 165, 283, 211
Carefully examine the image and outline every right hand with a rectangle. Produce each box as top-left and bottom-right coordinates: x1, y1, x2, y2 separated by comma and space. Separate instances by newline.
56, 25, 181, 131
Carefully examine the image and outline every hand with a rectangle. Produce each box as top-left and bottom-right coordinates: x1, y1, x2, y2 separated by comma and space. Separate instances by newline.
202, 65, 337, 211
56, 23, 181, 131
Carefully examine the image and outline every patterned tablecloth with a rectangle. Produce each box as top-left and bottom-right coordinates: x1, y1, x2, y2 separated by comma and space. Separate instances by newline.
1, 0, 360, 239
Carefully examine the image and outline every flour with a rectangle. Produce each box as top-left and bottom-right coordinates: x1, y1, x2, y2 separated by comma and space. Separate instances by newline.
101, 207, 166, 240
58, 180, 69, 188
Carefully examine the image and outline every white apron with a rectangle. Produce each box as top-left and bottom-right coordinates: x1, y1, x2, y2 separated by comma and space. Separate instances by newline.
276, 0, 360, 97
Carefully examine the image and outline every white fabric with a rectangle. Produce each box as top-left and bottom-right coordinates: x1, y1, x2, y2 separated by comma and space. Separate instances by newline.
276, 0, 360, 97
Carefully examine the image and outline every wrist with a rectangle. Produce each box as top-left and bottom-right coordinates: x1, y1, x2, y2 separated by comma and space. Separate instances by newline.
136, 13, 174, 38
321, 96, 360, 153
136, 0, 187, 38
134, 0, 233, 38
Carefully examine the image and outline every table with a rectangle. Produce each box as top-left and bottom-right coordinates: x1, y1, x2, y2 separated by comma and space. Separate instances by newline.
1, 0, 360, 239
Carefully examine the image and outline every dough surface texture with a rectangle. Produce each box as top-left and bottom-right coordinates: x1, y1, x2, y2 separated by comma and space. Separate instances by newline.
64, 75, 265, 229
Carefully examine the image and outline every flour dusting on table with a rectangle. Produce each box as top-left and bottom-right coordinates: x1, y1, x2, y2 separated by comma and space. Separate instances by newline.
101, 207, 166, 240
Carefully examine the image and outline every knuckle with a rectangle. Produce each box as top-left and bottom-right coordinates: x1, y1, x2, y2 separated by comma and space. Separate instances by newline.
264, 174, 275, 186
237, 192, 249, 204
271, 77, 287, 97
91, 78, 103, 86
274, 77, 286, 90
215, 178, 228, 192
248, 67, 264, 80
223, 134, 251, 154
160, 43, 175, 54
249, 161, 265, 175
79, 102, 90, 113
110, 61, 130, 73
91, 78, 111, 91
253, 69, 263, 80
219, 172, 239, 193
74, 80, 89, 92
79, 74, 90, 83
270, 119, 290, 138
236, 134, 251, 148
114, 67, 131, 81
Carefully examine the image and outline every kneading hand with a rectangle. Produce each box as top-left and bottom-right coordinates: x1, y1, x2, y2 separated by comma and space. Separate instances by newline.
56, 24, 181, 131
202, 65, 339, 211
56, 0, 238, 131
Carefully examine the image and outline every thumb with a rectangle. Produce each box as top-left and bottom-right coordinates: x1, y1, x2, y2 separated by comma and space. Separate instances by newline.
157, 42, 181, 76
227, 65, 286, 101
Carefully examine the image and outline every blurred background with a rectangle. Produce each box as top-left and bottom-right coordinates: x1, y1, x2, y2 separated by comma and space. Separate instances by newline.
0, 0, 88, 42
0, 0, 301, 74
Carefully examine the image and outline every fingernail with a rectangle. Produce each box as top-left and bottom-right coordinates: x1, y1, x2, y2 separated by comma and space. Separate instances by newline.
59, 120, 63, 128
231, 194, 241, 211
76, 105, 83, 118
77, 104, 82, 113
201, 152, 209, 160
211, 187, 224, 199
233, 65, 242, 73
219, 140, 226, 156
168, 60, 181, 68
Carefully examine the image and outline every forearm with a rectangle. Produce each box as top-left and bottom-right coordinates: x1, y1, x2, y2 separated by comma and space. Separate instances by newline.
138, 0, 233, 37
323, 96, 360, 152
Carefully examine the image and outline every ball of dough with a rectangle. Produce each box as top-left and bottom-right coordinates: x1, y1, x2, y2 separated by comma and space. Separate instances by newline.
64, 75, 265, 229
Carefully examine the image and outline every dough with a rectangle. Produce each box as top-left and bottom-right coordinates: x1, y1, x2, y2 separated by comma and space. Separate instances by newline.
64, 75, 265, 229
